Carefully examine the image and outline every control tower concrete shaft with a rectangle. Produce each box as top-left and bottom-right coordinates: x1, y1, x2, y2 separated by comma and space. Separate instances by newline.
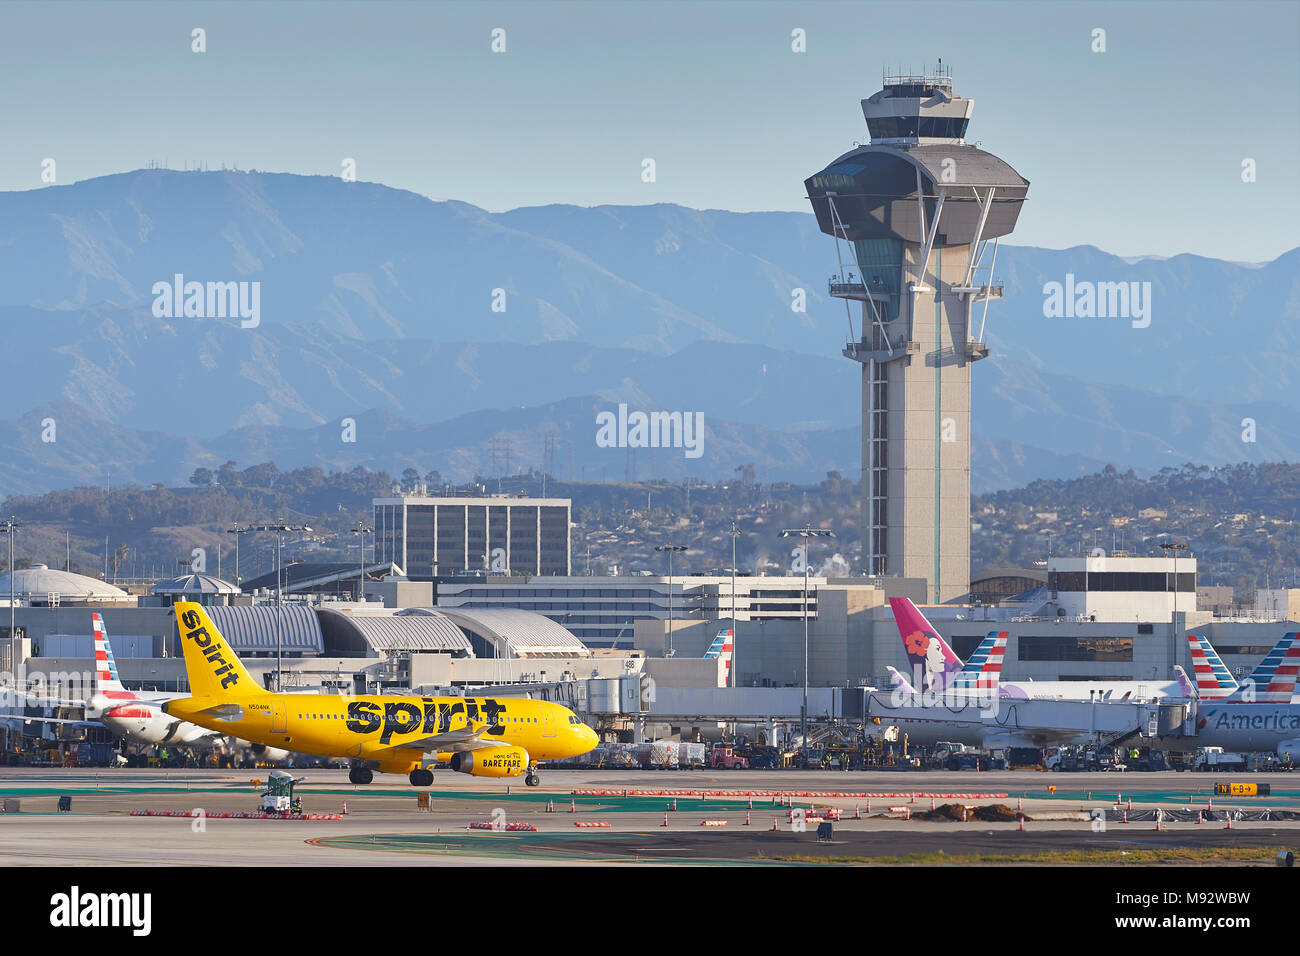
805, 66, 1028, 602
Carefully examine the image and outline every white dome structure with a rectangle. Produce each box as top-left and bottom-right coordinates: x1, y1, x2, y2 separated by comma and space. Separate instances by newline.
152, 572, 241, 606
0, 564, 134, 606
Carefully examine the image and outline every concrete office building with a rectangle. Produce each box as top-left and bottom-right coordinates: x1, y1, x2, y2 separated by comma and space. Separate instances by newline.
804, 66, 1029, 602
1044, 555, 1198, 622
372, 495, 571, 579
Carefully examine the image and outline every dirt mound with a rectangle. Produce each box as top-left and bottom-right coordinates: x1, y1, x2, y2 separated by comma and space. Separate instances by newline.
971, 803, 1029, 822
914, 802, 967, 821
912, 802, 1031, 822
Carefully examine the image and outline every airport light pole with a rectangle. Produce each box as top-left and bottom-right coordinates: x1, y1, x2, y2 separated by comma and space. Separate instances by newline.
2, 518, 17, 690
351, 522, 372, 602
727, 521, 741, 690
249, 522, 313, 692
781, 527, 835, 769
226, 523, 253, 586
655, 544, 687, 658
1161, 540, 1188, 680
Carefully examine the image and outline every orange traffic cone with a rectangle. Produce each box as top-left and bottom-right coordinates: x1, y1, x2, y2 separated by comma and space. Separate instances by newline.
744, 811, 751, 826
546, 799, 554, 813
1018, 814, 1024, 832
569, 798, 576, 813
771, 816, 778, 831
662, 812, 669, 827
342, 801, 348, 815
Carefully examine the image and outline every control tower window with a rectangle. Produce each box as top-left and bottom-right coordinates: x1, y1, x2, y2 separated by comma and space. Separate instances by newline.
867, 117, 917, 140
852, 238, 903, 321
867, 117, 968, 140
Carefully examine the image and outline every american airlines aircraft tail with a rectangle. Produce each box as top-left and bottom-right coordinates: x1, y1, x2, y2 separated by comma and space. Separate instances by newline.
1215, 632, 1300, 704
1185, 633, 1240, 700
704, 627, 734, 688
954, 630, 1009, 692
91, 613, 132, 703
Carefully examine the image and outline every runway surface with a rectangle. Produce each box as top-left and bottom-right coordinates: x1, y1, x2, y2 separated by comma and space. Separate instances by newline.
1, 767, 1296, 865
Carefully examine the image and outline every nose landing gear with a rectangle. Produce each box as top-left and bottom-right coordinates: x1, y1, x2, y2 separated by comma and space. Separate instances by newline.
525, 762, 540, 787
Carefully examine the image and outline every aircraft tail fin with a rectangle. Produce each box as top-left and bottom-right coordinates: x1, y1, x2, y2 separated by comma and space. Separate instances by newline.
704, 627, 734, 688
1227, 632, 1300, 703
91, 612, 127, 695
174, 602, 265, 699
1186, 633, 1239, 700
1173, 665, 1197, 700
886, 665, 916, 696
888, 597, 962, 693
953, 630, 1008, 692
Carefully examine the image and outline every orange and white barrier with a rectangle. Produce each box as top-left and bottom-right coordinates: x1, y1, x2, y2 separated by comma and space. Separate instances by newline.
570, 789, 1008, 799
468, 821, 537, 831
130, 810, 342, 821
573, 821, 611, 828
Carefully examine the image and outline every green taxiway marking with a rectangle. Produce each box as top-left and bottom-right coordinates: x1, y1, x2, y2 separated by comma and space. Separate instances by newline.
0, 786, 768, 811
1024, 789, 1300, 807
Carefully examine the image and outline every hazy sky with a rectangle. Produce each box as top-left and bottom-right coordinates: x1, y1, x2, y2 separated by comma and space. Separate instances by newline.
2, 0, 1296, 261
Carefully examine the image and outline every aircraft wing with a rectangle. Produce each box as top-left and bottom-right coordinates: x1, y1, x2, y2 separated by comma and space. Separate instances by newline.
0, 714, 100, 728
371, 725, 510, 755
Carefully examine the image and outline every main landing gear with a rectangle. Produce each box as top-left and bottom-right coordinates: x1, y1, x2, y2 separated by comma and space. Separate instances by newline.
525, 763, 540, 787
409, 768, 434, 787
348, 765, 373, 785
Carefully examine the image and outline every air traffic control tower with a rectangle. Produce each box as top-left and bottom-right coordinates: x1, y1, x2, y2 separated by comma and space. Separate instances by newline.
805, 66, 1028, 603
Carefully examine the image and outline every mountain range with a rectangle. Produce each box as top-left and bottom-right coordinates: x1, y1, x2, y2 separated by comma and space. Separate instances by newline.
0, 168, 1295, 496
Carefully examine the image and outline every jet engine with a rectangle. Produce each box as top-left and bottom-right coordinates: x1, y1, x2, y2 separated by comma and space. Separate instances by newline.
449, 746, 528, 777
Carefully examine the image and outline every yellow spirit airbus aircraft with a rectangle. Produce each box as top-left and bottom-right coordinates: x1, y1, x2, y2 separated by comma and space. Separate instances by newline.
163, 602, 598, 786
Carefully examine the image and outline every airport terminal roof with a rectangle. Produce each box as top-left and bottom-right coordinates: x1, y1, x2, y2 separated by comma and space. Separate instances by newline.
195, 604, 324, 654
401, 607, 591, 659
316, 608, 473, 655
240, 561, 397, 594
152, 573, 241, 595
0, 565, 133, 604
971, 567, 1048, 585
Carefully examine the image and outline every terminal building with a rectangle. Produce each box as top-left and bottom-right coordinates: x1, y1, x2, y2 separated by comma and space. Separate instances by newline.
3, 554, 1299, 751
430, 573, 919, 651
